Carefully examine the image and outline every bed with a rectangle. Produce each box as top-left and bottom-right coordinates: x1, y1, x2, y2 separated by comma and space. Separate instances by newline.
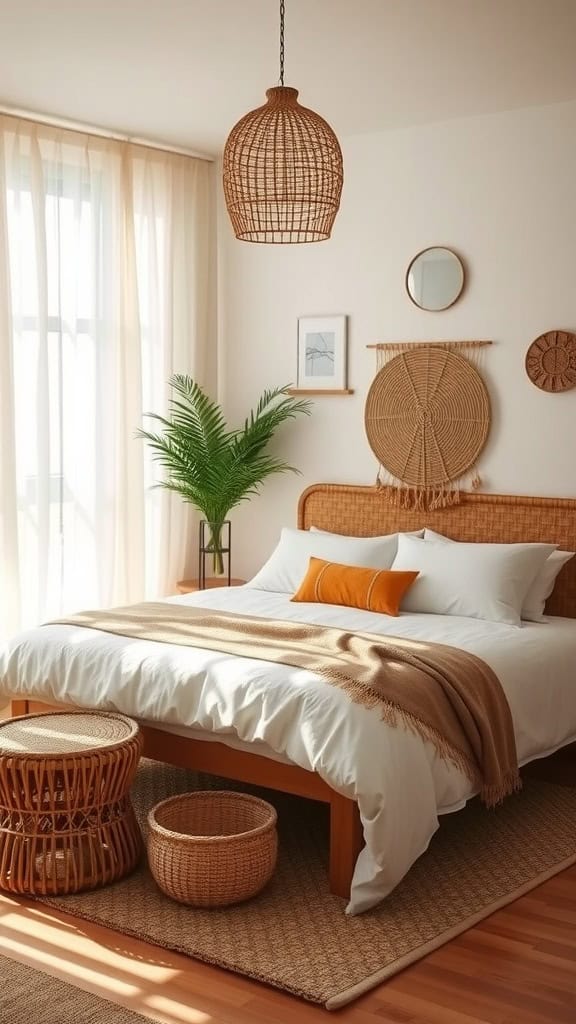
2, 483, 576, 914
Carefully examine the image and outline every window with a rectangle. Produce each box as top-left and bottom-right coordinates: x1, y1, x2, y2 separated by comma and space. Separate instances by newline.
0, 118, 214, 635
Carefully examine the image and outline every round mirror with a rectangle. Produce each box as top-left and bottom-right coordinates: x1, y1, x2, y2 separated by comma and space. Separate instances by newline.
406, 247, 465, 311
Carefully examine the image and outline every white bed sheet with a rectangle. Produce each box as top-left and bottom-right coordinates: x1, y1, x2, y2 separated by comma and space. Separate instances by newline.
1, 585, 576, 915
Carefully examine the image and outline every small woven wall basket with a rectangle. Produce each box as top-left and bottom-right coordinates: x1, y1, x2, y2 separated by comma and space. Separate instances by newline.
525, 330, 576, 392
147, 790, 278, 907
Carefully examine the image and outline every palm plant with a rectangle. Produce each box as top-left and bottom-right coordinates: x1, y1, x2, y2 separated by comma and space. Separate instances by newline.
138, 375, 311, 575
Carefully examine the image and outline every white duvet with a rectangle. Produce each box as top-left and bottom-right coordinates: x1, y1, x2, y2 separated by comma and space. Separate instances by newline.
2, 585, 576, 914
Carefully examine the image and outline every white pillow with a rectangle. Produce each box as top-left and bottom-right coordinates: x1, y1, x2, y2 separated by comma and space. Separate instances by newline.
391, 533, 555, 625
248, 527, 400, 594
521, 550, 574, 621
310, 526, 424, 540
424, 529, 572, 622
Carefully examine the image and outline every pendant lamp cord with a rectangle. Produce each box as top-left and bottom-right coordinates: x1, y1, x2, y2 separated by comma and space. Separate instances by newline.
279, 0, 285, 85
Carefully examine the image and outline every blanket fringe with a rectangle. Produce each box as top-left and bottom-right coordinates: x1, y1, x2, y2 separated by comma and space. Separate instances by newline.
481, 768, 523, 809
319, 670, 522, 808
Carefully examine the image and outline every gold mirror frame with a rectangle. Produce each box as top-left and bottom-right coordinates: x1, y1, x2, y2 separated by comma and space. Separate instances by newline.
405, 247, 465, 311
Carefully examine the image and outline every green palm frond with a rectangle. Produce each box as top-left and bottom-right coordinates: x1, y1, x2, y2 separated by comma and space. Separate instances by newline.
138, 377, 311, 530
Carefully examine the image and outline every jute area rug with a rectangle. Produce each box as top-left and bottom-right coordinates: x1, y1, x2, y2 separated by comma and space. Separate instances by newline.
0, 953, 154, 1024
35, 760, 576, 1011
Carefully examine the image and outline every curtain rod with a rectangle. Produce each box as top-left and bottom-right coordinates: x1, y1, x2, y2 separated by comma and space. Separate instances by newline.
0, 103, 215, 162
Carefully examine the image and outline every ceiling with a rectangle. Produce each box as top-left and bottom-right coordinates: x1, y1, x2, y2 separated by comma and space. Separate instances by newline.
1, 0, 576, 155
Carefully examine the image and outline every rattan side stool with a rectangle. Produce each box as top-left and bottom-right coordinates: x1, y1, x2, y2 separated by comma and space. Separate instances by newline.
0, 710, 143, 895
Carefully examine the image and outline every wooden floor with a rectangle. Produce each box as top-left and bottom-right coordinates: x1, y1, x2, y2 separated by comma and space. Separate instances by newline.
1, 709, 575, 1023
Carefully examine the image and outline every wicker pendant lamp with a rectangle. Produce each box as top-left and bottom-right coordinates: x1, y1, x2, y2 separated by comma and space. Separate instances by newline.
223, 0, 343, 243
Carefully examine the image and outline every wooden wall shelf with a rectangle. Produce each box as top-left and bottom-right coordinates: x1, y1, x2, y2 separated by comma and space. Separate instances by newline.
287, 389, 354, 396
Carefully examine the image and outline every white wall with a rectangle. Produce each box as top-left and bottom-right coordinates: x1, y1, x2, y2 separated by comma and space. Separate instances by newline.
220, 99, 576, 580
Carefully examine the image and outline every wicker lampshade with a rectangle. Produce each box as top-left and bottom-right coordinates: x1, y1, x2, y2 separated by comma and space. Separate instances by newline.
223, 86, 343, 243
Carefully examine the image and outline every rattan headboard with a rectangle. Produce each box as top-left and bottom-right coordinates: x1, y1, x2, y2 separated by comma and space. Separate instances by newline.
298, 484, 576, 618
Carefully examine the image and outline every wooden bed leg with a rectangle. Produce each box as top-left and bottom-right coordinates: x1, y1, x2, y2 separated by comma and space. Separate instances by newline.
328, 792, 364, 900
9, 699, 29, 717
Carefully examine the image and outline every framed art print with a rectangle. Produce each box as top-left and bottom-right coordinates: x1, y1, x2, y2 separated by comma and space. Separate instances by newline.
296, 315, 348, 391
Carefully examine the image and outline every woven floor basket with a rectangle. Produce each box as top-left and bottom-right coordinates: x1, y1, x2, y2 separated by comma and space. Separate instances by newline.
147, 790, 278, 907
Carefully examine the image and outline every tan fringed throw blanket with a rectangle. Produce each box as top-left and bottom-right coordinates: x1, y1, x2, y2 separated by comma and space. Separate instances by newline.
53, 603, 521, 807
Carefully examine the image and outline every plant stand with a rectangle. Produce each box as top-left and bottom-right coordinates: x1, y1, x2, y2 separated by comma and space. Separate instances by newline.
198, 520, 231, 589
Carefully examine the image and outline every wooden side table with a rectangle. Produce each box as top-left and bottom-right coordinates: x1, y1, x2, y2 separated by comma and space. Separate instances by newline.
0, 711, 143, 896
176, 578, 246, 594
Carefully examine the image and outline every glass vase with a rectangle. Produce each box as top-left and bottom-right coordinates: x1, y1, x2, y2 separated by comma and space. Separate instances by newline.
198, 520, 231, 588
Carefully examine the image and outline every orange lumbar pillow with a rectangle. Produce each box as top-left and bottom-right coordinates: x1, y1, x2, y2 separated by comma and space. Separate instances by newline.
291, 557, 419, 616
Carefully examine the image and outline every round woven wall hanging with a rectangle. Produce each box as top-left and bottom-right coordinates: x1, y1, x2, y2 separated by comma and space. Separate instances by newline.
525, 330, 576, 392
365, 347, 490, 490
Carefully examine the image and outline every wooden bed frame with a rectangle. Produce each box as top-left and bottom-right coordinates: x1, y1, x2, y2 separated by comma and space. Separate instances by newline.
8, 483, 576, 899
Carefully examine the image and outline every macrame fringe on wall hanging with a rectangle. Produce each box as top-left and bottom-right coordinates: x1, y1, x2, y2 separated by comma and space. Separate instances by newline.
364, 341, 492, 510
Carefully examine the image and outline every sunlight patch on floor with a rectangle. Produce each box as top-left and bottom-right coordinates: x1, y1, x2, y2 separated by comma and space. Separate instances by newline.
143, 994, 212, 1022
0, 906, 177, 983
0, 932, 139, 996
0, 907, 215, 1024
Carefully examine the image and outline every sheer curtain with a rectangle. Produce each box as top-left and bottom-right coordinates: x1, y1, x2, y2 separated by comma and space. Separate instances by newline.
0, 115, 215, 639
